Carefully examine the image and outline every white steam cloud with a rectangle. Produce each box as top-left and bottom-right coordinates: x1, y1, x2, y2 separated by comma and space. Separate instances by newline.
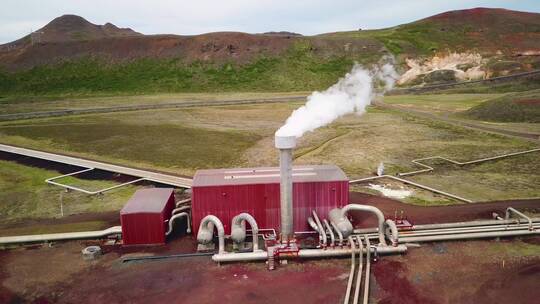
276, 59, 398, 138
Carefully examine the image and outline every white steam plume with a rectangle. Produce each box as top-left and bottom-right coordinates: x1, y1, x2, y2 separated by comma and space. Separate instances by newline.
276, 59, 398, 138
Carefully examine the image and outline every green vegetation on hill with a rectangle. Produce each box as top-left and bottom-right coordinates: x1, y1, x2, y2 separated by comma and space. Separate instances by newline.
0, 42, 368, 96
463, 90, 540, 122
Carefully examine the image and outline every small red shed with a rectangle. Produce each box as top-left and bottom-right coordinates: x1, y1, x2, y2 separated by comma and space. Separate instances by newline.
120, 188, 175, 246
191, 165, 349, 235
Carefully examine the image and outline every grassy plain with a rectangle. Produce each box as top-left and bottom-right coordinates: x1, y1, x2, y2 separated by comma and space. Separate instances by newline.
0, 94, 538, 208
0, 159, 137, 226
0, 92, 308, 115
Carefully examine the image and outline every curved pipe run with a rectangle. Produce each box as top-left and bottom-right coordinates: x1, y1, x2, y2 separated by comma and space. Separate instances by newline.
343, 236, 356, 304
385, 219, 399, 246
166, 212, 191, 236
341, 204, 387, 246
323, 219, 335, 247
197, 215, 226, 254
172, 205, 191, 215
312, 210, 327, 247
331, 221, 344, 246
231, 213, 260, 252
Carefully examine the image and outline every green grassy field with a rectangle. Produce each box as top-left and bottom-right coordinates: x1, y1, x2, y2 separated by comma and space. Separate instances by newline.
463, 89, 540, 122
383, 94, 501, 114
0, 95, 538, 208
0, 159, 138, 226
0, 92, 308, 115
383, 92, 540, 135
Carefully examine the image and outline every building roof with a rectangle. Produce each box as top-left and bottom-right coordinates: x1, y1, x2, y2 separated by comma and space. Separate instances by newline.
193, 165, 348, 187
120, 188, 174, 214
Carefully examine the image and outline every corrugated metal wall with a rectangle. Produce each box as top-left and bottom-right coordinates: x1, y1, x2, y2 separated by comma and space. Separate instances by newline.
192, 181, 349, 235
121, 193, 175, 245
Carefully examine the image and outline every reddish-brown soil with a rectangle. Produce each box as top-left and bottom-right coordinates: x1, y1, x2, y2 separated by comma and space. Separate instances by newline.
372, 240, 540, 304
514, 99, 540, 105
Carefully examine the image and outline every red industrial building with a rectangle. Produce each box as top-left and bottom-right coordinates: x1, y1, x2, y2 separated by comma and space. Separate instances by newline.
120, 188, 175, 246
191, 165, 349, 235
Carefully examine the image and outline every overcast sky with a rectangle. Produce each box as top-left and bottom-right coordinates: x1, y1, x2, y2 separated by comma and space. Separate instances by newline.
1, 0, 539, 43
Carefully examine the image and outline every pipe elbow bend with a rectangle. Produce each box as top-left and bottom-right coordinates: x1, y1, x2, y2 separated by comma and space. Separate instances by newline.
385, 219, 399, 246
231, 213, 258, 243
197, 215, 224, 244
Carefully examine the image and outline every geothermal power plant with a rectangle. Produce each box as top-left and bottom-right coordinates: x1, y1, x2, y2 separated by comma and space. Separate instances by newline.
1, 124, 538, 302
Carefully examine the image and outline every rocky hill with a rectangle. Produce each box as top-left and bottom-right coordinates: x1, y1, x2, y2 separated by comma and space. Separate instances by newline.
0, 8, 538, 95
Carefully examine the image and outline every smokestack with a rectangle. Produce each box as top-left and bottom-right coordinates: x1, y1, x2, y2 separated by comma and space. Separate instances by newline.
275, 134, 296, 242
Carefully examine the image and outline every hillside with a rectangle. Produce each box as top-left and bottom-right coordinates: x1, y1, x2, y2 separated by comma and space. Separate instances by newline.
3, 15, 140, 49
463, 89, 540, 122
0, 8, 539, 95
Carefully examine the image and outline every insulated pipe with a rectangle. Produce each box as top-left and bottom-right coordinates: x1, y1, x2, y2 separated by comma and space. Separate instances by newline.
398, 223, 540, 237
275, 135, 296, 242
363, 235, 371, 304
312, 210, 327, 247
398, 229, 540, 243
505, 207, 533, 230
231, 213, 260, 252
323, 219, 335, 247
353, 236, 364, 304
197, 215, 226, 254
343, 236, 356, 304
175, 198, 191, 207
211, 245, 408, 262
308, 217, 320, 232
331, 222, 344, 247
166, 212, 190, 236
172, 205, 191, 215
385, 219, 399, 246
405, 218, 540, 231
342, 204, 387, 246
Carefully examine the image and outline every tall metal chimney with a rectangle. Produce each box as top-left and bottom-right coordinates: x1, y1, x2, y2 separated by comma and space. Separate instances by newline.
275, 134, 296, 242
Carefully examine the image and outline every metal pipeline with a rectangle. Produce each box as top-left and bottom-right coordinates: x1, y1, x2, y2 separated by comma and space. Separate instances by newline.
331, 221, 344, 247
312, 210, 327, 247
385, 219, 399, 246
399, 223, 540, 237
175, 198, 191, 207
506, 207, 533, 230
363, 235, 371, 304
353, 236, 363, 304
231, 213, 260, 252
399, 229, 540, 243
197, 215, 226, 254
341, 204, 387, 246
172, 205, 191, 215
324, 219, 336, 247
308, 217, 319, 232
166, 212, 191, 236
408, 218, 540, 231
343, 236, 356, 304
211, 245, 408, 263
